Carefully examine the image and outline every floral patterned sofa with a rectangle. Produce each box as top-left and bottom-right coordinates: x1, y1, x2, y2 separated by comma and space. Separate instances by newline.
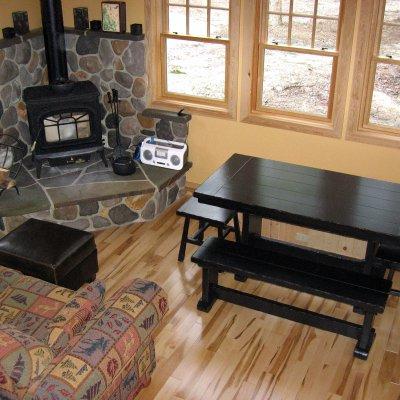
0, 266, 168, 399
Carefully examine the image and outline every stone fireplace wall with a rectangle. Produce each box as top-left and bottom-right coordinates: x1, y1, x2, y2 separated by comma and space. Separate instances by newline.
0, 29, 151, 154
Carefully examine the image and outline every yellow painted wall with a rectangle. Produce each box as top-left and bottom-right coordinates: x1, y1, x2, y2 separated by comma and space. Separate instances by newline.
0, 0, 41, 38
3, 0, 400, 185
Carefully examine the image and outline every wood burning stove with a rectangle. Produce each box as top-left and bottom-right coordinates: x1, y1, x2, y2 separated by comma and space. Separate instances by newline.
23, 0, 107, 178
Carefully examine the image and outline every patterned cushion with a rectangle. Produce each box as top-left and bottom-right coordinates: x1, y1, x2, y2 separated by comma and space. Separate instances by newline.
0, 266, 21, 286
25, 279, 168, 400
46, 280, 106, 353
0, 271, 75, 342
0, 325, 53, 390
0, 364, 16, 399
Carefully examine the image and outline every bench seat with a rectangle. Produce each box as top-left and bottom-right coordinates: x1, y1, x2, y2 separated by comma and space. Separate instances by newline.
192, 237, 392, 359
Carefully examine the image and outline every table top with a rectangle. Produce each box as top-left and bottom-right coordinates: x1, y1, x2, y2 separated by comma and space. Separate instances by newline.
194, 154, 400, 245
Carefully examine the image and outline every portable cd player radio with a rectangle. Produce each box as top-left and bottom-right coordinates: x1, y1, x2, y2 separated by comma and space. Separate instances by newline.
140, 138, 187, 170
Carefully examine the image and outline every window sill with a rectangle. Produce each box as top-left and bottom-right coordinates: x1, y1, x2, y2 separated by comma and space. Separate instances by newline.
347, 129, 400, 149
241, 111, 340, 138
150, 97, 236, 120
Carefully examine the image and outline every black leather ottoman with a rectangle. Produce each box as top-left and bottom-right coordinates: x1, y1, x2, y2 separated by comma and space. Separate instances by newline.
0, 219, 98, 290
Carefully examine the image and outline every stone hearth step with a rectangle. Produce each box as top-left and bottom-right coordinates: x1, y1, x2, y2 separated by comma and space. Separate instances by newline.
0, 153, 191, 235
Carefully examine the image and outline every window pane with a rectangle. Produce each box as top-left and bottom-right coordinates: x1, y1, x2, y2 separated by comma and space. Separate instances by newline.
262, 50, 333, 116
291, 17, 313, 47
169, 0, 186, 4
314, 18, 338, 50
166, 38, 226, 100
268, 0, 290, 14
211, 0, 229, 8
380, 24, 400, 59
190, 0, 207, 6
370, 63, 400, 128
293, 0, 315, 15
169, 6, 186, 34
210, 9, 229, 38
317, 0, 340, 17
189, 7, 207, 36
384, 0, 400, 24
267, 14, 289, 45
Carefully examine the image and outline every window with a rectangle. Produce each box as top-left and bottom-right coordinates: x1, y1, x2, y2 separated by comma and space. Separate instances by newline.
348, 0, 400, 146
146, 0, 240, 118
240, 0, 356, 137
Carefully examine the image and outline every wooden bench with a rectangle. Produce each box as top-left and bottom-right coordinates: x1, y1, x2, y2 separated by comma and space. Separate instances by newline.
376, 244, 400, 297
192, 237, 392, 360
176, 197, 240, 262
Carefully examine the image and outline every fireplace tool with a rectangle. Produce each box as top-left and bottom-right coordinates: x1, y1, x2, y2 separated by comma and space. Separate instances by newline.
108, 90, 136, 176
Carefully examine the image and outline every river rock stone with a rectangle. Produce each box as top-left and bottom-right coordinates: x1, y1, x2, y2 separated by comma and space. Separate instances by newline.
15, 42, 31, 65
156, 119, 174, 141
93, 216, 111, 229
16, 121, 30, 144
53, 205, 78, 221
109, 81, 130, 99
120, 117, 140, 137
167, 185, 179, 206
119, 100, 135, 117
64, 219, 90, 230
112, 40, 128, 55
76, 35, 100, 55
132, 78, 146, 98
122, 42, 145, 76
100, 69, 113, 82
67, 51, 78, 72
16, 102, 27, 121
109, 204, 139, 225
79, 202, 99, 216
114, 58, 124, 71
0, 60, 18, 85
137, 114, 154, 129
79, 56, 102, 73
27, 52, 39, 73
1, 85, 11, 108
172, 122, 188, 140
142, 200, 156, 220
19, 66, 32, 88
99, 39, 114, 67
5, 46, 16, 60
131, 98, 146, 113
115, 71, 133, 88
1, 106, 18, 129
102, 198, 120, 207
29, 35, 44, 51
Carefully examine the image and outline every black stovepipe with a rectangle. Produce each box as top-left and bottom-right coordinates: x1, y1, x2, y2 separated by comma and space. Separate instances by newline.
40, 0, 69, 85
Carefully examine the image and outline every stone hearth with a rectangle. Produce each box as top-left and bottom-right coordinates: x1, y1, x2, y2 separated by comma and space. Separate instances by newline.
0, 151, 190, 236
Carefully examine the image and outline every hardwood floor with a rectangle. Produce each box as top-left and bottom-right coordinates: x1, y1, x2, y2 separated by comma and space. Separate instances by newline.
95, 194, 400, 400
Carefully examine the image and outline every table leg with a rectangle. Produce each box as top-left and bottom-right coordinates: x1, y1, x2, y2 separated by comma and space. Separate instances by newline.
364, 241, 382, 276
242, 213, 262, 244
236, 214, 262, 283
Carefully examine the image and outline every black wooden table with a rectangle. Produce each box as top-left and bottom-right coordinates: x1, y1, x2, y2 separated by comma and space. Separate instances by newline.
192, 154, 397, 359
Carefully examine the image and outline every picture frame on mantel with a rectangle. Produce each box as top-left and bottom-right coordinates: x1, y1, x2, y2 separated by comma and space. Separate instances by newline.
12, 11, 29, 35
101, 1, 126, 33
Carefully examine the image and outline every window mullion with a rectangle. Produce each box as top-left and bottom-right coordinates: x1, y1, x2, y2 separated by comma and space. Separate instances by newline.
186, 0, 189, 35
288, 0, 294, 46
207, 0, 211, 37
311, 0, 318, 48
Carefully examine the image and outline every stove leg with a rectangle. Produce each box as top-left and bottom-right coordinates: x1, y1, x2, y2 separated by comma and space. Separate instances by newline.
99, 149, 108, 167
35, 160, 42, 179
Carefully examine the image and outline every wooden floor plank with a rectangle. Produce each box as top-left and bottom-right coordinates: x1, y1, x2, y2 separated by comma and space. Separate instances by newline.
94, 194, 400, 400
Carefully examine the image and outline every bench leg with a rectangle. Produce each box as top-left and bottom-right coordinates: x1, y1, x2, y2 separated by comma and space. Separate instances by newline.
354, 312, 376, 360
178, 217, 190, 262
197, 268, 218, 313
198, 220, 206, 242
233, 213, 241, 243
